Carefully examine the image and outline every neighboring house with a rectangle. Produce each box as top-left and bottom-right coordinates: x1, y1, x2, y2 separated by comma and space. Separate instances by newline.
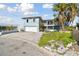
22, 16, 43, 32
43, 20, 54, 31
43, 19, 60, 31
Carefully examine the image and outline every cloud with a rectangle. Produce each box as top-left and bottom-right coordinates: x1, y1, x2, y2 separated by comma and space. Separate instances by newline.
0, 15, 24, 26
19, 3, 34, 12
24, 11, 39, 16
0, 4, 6, 10
43, 4, 53, 8
0, 16, 5, 20
0, 16, 13, 22
7, 6, 17, 12
16, 4, 20, 7
6, 3, 39, 16
0, 4, 18, 13
18, 3, 39, 16
42, 14, 49, 19
43, 14, 48, 17
42, 14, 55, 20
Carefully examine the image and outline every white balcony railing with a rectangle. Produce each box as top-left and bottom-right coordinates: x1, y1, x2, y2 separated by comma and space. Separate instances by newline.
44, 24, 55, 26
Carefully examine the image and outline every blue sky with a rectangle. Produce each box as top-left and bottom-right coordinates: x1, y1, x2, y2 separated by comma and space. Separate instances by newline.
0, 3, 78, 26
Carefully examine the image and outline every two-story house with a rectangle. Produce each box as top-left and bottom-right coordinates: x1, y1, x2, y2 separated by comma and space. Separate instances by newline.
22, 16, 43, 32
22, 16, 60, 32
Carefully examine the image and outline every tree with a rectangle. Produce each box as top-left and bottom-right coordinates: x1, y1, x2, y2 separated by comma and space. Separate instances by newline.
64, 4, 78, 24
53, 3, 68, 30
53, 3, 78, 31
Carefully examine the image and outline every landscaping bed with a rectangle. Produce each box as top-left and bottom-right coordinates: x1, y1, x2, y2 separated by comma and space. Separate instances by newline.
38, 31, 76, 55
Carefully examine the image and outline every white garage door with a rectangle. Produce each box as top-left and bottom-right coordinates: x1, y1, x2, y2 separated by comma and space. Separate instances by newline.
25, 27, 38, 32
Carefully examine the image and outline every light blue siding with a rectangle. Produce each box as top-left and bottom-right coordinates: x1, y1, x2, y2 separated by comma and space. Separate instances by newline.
24, 18, 39, 27
24, 18, 40, 31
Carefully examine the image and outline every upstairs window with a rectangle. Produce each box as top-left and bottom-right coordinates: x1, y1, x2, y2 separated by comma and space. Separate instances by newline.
33, 19, 35, 22
48, 21, 49, 25
27, 19, 28, 23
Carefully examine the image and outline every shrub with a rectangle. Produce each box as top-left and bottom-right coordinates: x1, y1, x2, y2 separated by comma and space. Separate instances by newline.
38, 32, 75, 47
65, 26, 74, 31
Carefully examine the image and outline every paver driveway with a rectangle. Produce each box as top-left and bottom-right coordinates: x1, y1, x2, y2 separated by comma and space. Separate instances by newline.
0, 32, 52, 56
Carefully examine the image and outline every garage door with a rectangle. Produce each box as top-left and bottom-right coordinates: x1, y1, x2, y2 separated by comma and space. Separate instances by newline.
25, 27, 38, 32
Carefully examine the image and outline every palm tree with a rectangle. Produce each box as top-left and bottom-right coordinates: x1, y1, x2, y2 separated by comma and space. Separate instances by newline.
53, 3, 67, 30
53, 3, 78, 30
65, 4, 78, 25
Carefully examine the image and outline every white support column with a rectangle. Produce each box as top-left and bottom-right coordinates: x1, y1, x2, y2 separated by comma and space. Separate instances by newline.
46, 21, 48, 31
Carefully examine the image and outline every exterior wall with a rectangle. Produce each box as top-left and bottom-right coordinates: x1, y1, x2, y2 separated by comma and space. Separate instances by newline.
24, 18, 40, 32
24, 18, 39, 27
43, 20, 60, 31
43, 20, 55, 31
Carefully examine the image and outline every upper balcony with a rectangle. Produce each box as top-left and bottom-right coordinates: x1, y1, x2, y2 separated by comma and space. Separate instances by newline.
44, 23, 55, 26
43, 20, 55, 26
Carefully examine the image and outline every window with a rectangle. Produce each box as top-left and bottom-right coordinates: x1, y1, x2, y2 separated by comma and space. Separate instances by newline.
48, 26, 53, 29
33, 19, 35, 22
48, 21, 49, 25
27, 19, 28, 23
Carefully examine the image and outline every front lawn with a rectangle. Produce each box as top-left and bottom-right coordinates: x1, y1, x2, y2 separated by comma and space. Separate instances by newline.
38, 31, 75, 47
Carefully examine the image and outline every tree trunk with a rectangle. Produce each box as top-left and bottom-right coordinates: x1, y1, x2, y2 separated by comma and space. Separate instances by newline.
61, 23, 65, 31
58, 11, 65, 31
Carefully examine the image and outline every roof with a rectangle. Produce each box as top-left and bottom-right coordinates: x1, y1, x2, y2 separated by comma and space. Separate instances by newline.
43, 19, 53, 21
22, 16, 42, 20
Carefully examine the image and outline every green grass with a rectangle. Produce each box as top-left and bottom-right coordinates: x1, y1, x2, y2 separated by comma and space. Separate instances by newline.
38, 31, 75, 47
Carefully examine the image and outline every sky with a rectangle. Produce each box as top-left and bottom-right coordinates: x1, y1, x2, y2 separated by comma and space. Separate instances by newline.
0, 3, 56, 26
0, 3, 78, 27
